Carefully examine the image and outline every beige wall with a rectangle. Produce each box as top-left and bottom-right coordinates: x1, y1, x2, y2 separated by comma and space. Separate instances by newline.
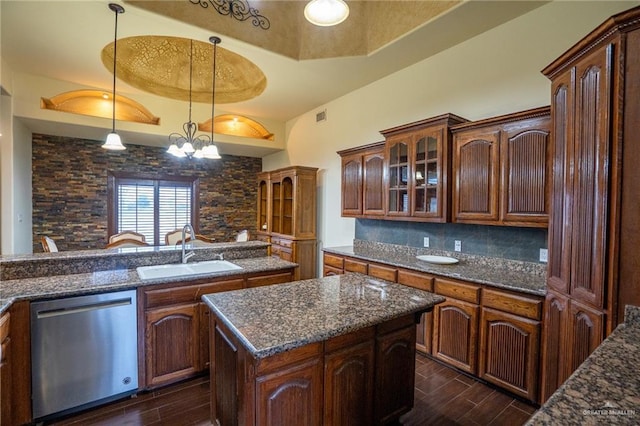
263, 1, 640, 267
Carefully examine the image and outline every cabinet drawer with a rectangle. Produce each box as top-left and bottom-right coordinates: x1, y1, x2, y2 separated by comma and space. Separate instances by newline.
344, 258, 367, 274
434, 278, 481, 304
247, 272, 293, 288
482, 288, 543, 320
324, 253, 344, 269
397, 269, 433, 292
145, 279, 245, 308
368, 263, 397, 282
272, 237, 293, 248
323, 265, 343, 276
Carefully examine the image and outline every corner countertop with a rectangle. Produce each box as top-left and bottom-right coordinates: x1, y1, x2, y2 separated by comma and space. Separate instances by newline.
526, 306, 640, 425
0, 256, 297, 315
324, 244, 546, 296
202, 272, 446, 359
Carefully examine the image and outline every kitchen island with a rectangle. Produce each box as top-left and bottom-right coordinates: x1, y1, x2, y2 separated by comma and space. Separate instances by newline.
203, 272, 445, 425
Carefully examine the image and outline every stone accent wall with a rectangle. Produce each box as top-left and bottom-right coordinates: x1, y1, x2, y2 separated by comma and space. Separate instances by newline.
32, 134, 261, 252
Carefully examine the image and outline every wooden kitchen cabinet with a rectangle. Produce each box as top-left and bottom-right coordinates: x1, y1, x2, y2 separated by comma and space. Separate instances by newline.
139, 270, 293, 389
451, 107, 551, 227
144, 302, 202, 387
375, 317, 417, 424
257, 166, 318, 279
338, 142, 385, 217
479, 309, 539, 401
211, 311, 420, 426
0, 312, 10, 426
321, 249, 544, 402
324, 328, 375, 426
540, 6, 640, 402
432, 278, 480, 374
398, 268, 434, 354
380, 114, 467, 221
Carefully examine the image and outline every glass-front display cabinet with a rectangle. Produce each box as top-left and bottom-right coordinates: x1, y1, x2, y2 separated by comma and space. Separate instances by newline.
381, 114, 467, 222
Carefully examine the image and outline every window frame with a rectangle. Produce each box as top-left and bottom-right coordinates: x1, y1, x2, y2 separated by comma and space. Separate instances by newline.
107, 171, 200, 246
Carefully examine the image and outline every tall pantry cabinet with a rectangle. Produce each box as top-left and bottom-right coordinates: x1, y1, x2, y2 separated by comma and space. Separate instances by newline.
256, 166, 318, 280
540, 5, 640, 402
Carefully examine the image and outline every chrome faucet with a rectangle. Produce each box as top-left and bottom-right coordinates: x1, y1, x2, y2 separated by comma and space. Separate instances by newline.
181, 224, 196, 264
213, 252, 224, 261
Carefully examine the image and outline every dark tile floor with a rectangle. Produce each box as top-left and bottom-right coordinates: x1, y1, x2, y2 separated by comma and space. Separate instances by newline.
50, 355, 537, 426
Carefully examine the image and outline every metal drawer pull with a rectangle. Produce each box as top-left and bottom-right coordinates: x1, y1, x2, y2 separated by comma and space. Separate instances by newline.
36, 298, 132, 319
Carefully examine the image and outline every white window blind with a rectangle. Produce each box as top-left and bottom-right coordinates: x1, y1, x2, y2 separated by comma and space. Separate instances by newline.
159, 186, 192, 240
114, 178, 194, 245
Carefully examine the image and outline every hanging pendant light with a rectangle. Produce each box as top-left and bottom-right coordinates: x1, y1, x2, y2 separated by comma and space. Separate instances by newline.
304, 0, 349, 27
167, 38, 221, 160
204, 36, 222, 160
102, 3, 126, 151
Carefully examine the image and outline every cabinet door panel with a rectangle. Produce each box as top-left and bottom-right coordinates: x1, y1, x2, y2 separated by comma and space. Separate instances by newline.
145, 303, 200, 387
363, 151, 385, 216
479, 308, 540, 402
567, 300, 604, 373
540, 290, 569, 403
547, 69, 574, 294
341, 154, 363, 216
569, 45, 613, 309
256, 359, 323, 426
501, 123, 550, 225
432, 299, 479, 374
375, 325, 416, 425
386, 137, 411, 216
453, 130, 500, 222
324, 341, 375, 426
412, 129, 444, 219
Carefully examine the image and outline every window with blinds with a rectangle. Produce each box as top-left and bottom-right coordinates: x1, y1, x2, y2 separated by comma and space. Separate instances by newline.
108, 173, 199, 246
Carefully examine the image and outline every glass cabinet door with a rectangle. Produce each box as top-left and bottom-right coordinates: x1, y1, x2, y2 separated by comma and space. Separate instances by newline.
258, 179, 269, 232
413, 131, 441, 216
387, 139, 410, 215
271, 181, 282, 234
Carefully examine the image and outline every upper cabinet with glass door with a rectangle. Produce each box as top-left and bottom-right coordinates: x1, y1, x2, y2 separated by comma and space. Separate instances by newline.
381, 114, 468, 222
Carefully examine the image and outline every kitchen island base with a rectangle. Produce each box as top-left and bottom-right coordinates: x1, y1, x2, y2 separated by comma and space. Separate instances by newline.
210, 313, 419, 426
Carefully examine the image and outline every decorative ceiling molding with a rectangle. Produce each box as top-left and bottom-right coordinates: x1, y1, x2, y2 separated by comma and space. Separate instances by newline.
41, 90, 160, 125
101, 36, 267, 103
189, 0, 270, 30
199, 114, 274, 140
125, 0, 461, 60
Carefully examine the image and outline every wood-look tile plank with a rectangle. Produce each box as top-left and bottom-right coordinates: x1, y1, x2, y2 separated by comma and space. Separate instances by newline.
488, 405, 534, 426
47, 355, 536, 426
458, 390, 514, 425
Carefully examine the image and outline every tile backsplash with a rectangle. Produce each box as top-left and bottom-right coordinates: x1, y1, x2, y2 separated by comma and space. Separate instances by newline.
355, 219, 547, 263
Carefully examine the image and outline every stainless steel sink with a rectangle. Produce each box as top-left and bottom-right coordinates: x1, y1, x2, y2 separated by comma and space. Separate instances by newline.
136, 260, 242, 281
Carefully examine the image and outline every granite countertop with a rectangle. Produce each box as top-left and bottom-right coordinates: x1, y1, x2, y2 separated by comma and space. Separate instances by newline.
0, 256, 297, 315
526, 306, 640, 425
324, 243, 546, 296
203, 272, 446, 359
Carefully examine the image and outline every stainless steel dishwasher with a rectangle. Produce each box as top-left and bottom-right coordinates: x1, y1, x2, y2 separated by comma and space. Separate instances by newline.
31, 289, 138, 420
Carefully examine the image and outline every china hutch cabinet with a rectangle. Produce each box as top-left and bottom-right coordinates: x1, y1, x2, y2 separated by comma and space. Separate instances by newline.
256, 166, 318, 280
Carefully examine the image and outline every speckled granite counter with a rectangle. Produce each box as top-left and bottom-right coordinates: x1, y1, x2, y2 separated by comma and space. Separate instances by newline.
202, 272, 446, 358
0, 256, 297, 315
526, 306, 640, 425
324, 240, 546, 296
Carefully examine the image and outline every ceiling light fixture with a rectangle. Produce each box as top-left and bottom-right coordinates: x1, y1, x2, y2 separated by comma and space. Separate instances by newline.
167, 38, 221, 160
102, 3, 126, 151
304, 0, 349, 27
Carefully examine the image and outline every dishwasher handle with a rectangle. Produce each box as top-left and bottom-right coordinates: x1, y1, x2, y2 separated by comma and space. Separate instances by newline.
35, 297, 133, 319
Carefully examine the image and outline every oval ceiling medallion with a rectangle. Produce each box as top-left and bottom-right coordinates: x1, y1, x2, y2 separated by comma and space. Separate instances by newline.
101, 36, 267, 103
